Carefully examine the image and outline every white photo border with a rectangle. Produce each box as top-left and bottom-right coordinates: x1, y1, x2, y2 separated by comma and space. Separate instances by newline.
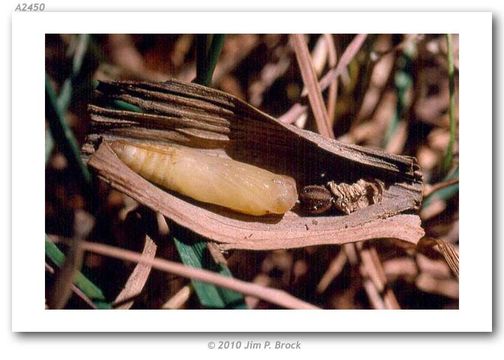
12, 11, 492, 332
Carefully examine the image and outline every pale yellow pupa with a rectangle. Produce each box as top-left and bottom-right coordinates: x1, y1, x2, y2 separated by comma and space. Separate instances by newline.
110, 141, 298, 216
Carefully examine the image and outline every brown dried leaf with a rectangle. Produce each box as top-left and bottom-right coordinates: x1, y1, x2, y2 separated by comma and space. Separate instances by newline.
84, 79, 424, 251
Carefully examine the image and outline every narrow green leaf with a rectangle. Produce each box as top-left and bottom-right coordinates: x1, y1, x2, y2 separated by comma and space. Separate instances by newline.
178, 33, 246, 309
194, 34, 226, 87
173, 235, 247, 309
204, 34, 226, 86
195, 35, 211, 85
45, 236, 111, 309
45, 74, 93, 191
111, 99, 143, 113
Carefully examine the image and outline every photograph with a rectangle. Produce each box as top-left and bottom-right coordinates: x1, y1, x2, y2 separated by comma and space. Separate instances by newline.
44, 33, 459, 310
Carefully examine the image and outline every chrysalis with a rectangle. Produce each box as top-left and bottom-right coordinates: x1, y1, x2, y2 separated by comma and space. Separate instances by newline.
110, 141, 298, 216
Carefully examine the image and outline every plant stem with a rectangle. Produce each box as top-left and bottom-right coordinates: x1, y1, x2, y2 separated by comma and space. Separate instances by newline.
442, 33, 456, 174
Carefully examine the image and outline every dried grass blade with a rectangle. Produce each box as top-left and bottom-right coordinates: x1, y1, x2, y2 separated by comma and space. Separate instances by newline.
323, 34, 338, 126
435, 238, 459, 279
423, 178, 459, 199
290, 34, 334, 138
162, 285, 193, 309
65, 239, 319, 309
318, 34, 368, 92
114, 235, 158, 309
280, 34, 367, 127
316, 250, 347, 294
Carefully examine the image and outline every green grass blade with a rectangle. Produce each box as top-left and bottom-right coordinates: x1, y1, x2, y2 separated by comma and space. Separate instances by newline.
173, 236, 247, 309
45, 74, 93, 190
203, 34, 225, 86
195, 34, 211, 85
91, 79, 143, 112
442, 34, 457, 175
194, 34, 225, 86
45, 236, 111, 309
382, 45, 414, 148
111, 99, 143, 112
178, 33, 246, 308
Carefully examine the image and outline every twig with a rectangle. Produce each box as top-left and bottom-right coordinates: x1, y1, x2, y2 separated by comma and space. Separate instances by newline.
279, 34, 367, 124
323, 34, 338, 126
162, 285, 193, 309
423, 166, 459, 208
423, 178, 459, 198
290, 34, 334, 138
318, 34, 368, 92
278, 103, 307, 124
316, 250, 347, 294
357, 243, 400, 309
114, 235, 157, 309
362, 280, 385, 309
54, 238, 319, 309
289, 34, 400, 309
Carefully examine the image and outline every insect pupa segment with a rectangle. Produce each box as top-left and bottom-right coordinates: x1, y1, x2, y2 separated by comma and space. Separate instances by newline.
110, 141, 298, 216
299, 179, 385, 215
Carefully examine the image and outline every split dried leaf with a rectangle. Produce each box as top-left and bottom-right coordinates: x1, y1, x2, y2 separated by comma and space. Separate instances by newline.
83, 79, 424, 251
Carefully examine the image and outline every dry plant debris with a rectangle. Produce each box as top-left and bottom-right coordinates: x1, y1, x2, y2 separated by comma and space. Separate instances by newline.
45, 34, 459, 310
